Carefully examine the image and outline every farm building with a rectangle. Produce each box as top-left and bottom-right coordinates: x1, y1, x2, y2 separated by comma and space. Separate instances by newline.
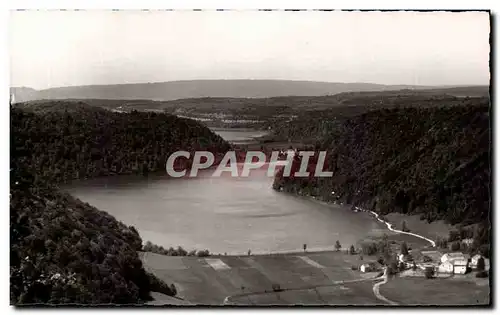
438, 261, 454, 273
452, 259, 468, 274
441, 252, 470, 264
360, 263, 377, 273
437, 259, 469, 274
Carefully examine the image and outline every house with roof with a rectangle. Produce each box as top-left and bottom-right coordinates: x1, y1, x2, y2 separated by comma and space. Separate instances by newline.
452, 259, 468, 274
438, 261, 454, 273
438, 260, 469, 274
440, 252, 470, 264
438, 253, 469, 274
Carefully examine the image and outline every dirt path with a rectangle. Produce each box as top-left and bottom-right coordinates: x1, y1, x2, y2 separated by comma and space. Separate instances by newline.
362, 207, 436, 247
372, 276, 398, 306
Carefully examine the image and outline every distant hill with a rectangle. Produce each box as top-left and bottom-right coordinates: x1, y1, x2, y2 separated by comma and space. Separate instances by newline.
9, 80, 457, 102
10, 87, 39, 103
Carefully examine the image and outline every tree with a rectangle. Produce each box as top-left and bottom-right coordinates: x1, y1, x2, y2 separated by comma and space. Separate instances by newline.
402, 220, 409, 232
398, 261, 406, 271
477, 257, 485, 271
424, 267, 434, 279
349, 245, 355, 255
450, 241, 461, 251
361, 241, 378, 255
335, 240, 341, 251
448, 230, 460, 242
389, 260, 398, 273
170, 283, 177, 296
400, 241, 409, 256
412, 261, 417, 271
303, 244, 307, 252
436, 237, 448, 249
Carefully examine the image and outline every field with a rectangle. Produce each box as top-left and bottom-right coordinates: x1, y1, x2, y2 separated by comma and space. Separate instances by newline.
231, 281, 381, 305
379, 277, 490, 306
384, 213, 453, 241
140, 250, 384, 305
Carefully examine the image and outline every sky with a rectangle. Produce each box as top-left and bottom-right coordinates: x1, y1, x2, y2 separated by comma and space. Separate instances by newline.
9, 10, 490, 90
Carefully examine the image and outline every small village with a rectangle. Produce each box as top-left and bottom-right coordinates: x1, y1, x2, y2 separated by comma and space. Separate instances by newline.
358, 248, 489, 278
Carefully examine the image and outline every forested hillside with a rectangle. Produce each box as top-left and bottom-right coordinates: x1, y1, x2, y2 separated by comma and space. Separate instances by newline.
12, 101, 230, 184
10, 102, 230, 304
273, 100, 491, 254
10, 165, 170, 304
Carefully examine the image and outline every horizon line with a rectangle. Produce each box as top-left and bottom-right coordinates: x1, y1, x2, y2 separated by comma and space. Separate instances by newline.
10, 79, 490, 91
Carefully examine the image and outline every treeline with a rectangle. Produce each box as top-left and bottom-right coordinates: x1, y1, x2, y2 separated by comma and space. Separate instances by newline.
10, 102, 231, 304
12, 101, 230, 184
271, 96, 489, 144
142, 241, 210, 257
273, 100, 491, 255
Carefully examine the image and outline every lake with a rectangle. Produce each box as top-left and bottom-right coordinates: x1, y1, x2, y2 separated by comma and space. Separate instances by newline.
211, 128, 269, 144
65, 167, 387, 255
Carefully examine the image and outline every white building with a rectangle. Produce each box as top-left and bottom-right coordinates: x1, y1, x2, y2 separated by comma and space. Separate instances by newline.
360, 263, 376, 273
452, 259, 468, 274
437, 259, 468, 274
438, 261, 454, 273
441, 252, 470, 264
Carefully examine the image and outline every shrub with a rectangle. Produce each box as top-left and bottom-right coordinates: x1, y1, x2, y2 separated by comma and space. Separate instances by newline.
477, 257, 485, 271
335, 240, 342, 251
147, 272, 175, 297
450, 241, 461, 251
170, 284, 177, 296
422, 255, 432, 263
448, 230, 460, 242
400, 241, 409, 255
424, 268, 434, 279
272, 283, 282, 292
402, 220, 410, 232
436, 237, 448, 249
349, 245, 356, 255
197, 249, 210, 257
398, 261, 406, 271
361, 242, 378, 256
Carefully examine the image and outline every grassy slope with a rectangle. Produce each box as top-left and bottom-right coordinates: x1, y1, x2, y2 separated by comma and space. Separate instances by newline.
379, 277, 490, 305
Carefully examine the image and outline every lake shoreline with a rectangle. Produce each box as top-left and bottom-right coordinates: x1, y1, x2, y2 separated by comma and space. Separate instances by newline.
277, 192, 438, 251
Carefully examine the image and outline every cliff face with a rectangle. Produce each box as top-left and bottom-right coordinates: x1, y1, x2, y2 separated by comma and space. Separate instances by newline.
273, 101, 490, 231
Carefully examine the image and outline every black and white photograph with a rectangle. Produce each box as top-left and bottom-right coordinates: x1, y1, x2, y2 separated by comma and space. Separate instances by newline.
8, 7, 492, 307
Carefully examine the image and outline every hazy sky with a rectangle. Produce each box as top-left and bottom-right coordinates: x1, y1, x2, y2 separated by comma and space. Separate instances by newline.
10, 10, 490, 90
